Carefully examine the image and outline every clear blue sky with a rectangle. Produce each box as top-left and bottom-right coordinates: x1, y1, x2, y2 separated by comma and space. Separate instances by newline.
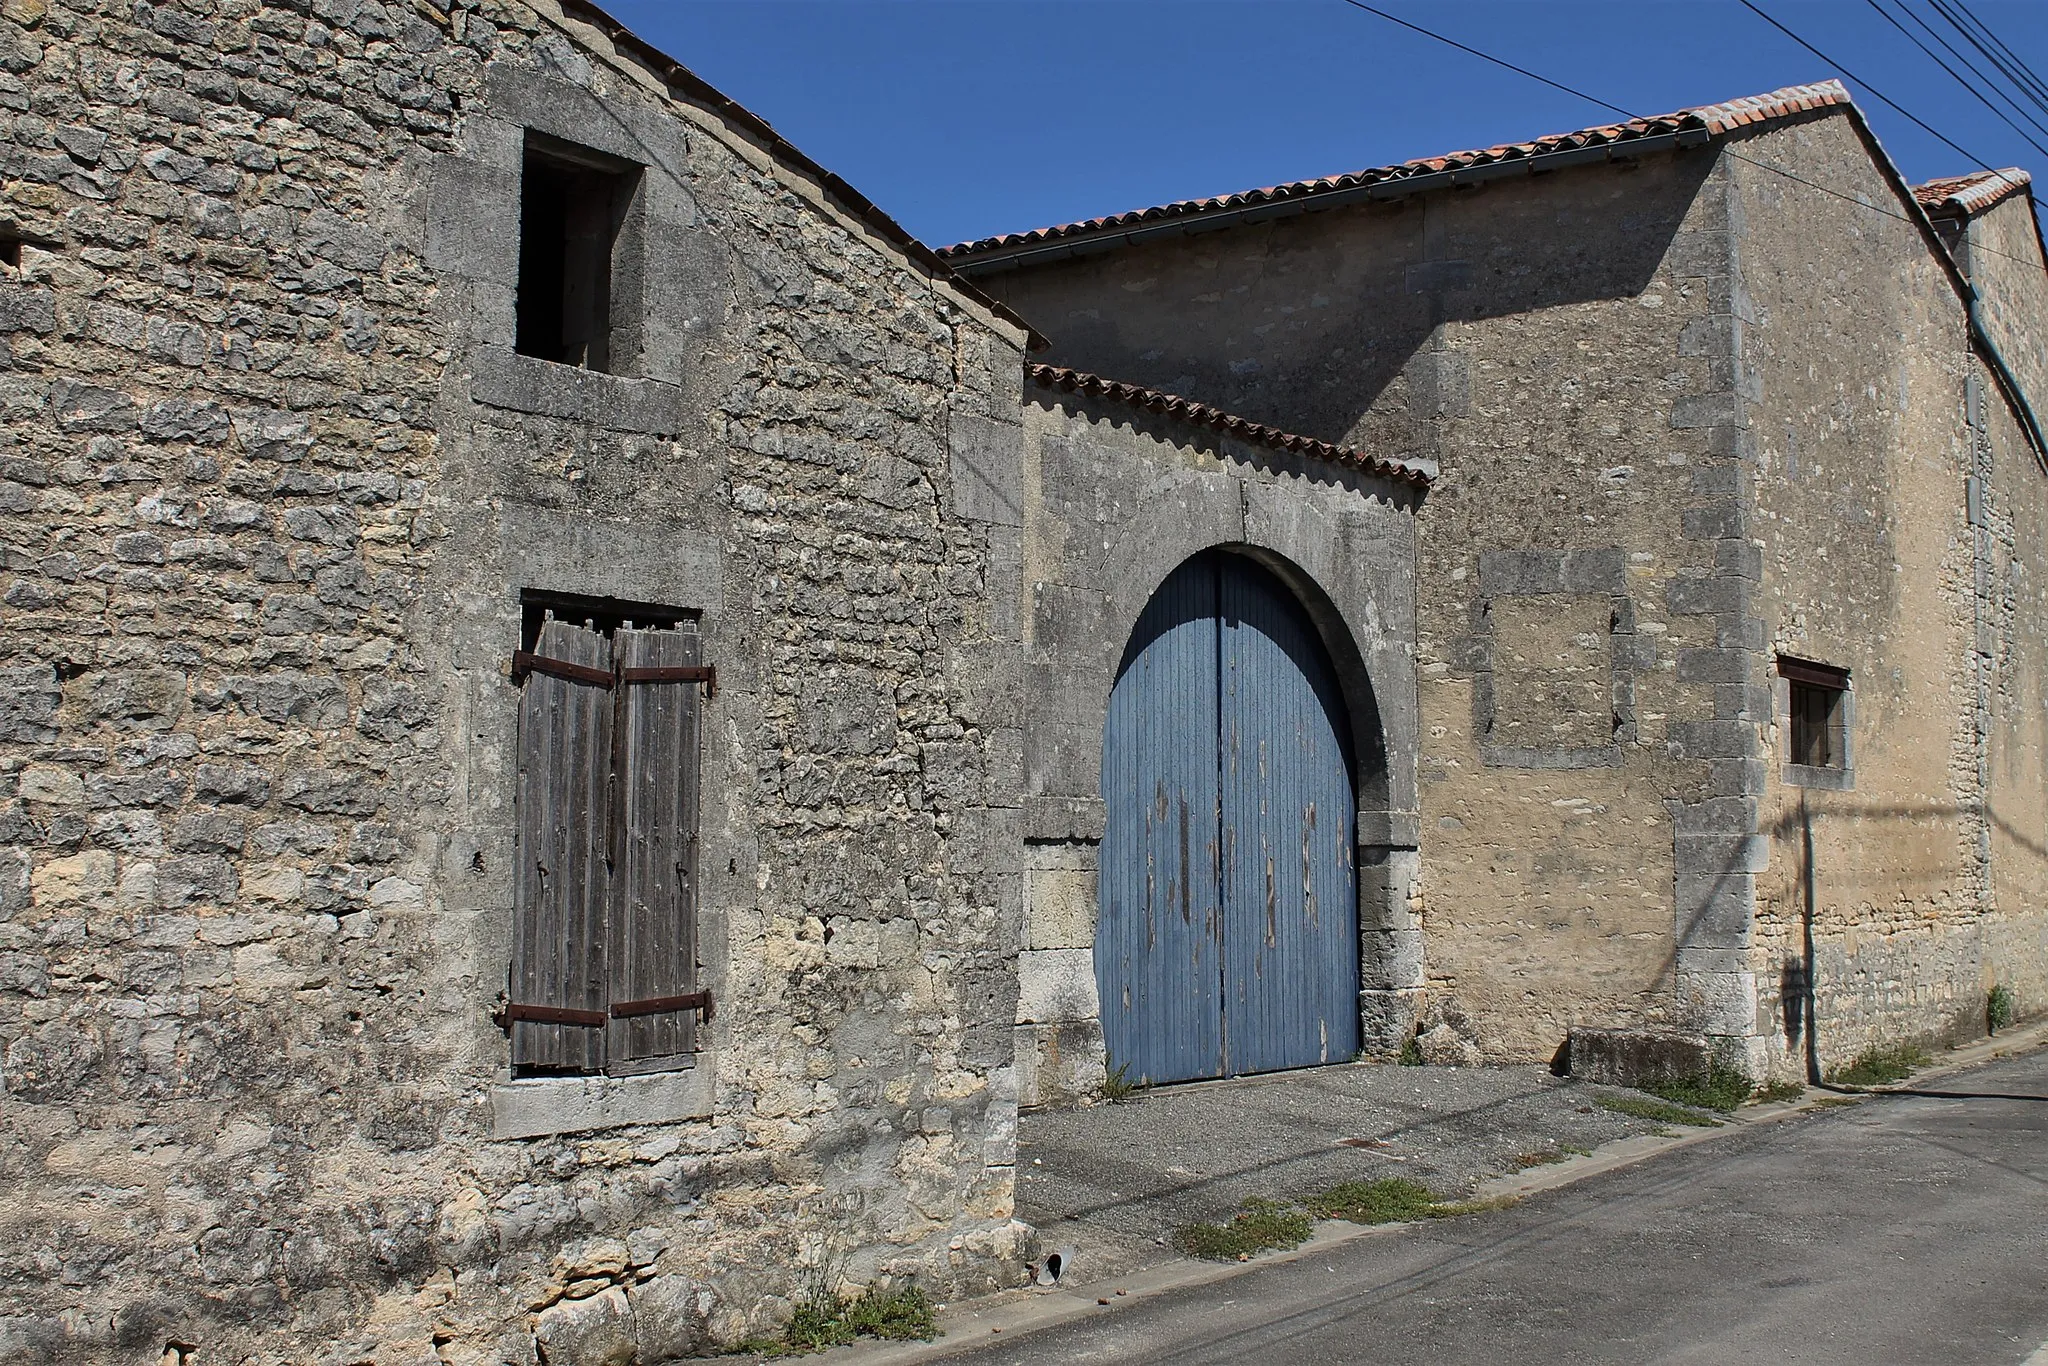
602, 0, 2048, 249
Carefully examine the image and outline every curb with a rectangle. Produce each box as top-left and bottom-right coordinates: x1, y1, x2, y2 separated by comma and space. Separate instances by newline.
818, 1024, 2048, 1365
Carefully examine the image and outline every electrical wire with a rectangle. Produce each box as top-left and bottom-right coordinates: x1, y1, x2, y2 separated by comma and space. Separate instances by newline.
1336, 0, 1635, 122
1737, 0, 2000, 172
1890, 0, 2048, 144
1866, 0, 2048, 160
1932, 0, 2048, 122
1331, 0, 2047, 275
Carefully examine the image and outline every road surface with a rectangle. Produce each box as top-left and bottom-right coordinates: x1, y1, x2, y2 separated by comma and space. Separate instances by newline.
949, 1047, 2048, 1364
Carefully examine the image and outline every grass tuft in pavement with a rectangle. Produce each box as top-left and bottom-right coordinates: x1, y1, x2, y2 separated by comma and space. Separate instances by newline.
1175, 1199, 1314, 1261
1304, 1178, 1439, 1224
1593, 1093, 1724, 1127
1639, 1064, 1754, 1113
1428, 1195, 1522, 1219
1832, 1043, 1932, 1087
1755, 1079, 1805, 1103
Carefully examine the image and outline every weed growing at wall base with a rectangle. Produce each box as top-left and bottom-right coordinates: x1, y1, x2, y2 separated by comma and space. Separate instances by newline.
1989, 983, 2017, 1034
1638, 1064, 1753, 1113
740, 1283, 939, 1355
1831, 1043, 1932, 1087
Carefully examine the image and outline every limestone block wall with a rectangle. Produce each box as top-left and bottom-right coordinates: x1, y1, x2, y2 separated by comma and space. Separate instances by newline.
1734, 113, 2030, 1080
0, 1, 1032, 1361
1013, 385, 1420, 1108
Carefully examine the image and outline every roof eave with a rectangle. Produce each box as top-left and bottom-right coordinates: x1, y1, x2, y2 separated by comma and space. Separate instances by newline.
955, 127, 1716, 277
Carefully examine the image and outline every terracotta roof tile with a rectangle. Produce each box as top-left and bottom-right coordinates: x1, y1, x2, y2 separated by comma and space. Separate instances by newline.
1914, 168, 2031, 217
1028, 364, 1431, 487
942, 81, 1852, 261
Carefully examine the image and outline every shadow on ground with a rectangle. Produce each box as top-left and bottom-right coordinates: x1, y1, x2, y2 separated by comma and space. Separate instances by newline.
1016, 1062, 1686, 1284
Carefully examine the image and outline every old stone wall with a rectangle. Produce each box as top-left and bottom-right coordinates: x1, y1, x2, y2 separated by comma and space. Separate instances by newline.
0, 1, 1032, 1361
976, 147, 1769, 1063
1011, 384, 1420, 1107
1734, 113, 2026, 1081
1954, 196, 2048, 1042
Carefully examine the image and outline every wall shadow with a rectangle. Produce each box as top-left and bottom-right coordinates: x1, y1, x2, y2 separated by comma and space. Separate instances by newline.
980, 147, 1721, 446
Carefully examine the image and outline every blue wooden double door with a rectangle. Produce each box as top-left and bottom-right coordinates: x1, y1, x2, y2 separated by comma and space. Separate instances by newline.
1098, 550, 1361, 1086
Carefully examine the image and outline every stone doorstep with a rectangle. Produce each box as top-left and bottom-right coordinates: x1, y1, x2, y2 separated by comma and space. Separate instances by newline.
819, 1019, 2048, 1366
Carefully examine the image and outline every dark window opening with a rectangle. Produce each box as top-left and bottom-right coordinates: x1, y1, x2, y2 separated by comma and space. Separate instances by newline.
519, 589, 693, 651
515, 134, 637, 372
1780, 657, 1849, 770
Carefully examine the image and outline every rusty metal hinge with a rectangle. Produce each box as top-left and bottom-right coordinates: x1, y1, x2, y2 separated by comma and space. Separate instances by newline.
494, 1001, 609, 1029
609, 990, 714, 1023
510, 650, 616, 688
512, 652, 716, 700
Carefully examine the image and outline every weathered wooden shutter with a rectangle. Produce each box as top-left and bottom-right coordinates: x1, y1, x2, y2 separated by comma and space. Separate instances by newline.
509, 616, 614, 1072
606, 624, 704, 1073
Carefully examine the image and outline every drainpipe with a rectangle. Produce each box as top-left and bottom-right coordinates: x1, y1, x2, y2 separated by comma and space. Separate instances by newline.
1966, 285, 2048, 465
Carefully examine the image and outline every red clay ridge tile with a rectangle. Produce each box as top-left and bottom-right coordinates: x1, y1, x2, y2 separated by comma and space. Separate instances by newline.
1914, 168, 2031, 217
943, 81, 1852, 260
1028, 364, 1431, 487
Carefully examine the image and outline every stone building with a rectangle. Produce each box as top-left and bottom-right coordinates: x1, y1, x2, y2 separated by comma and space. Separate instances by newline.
7, 0, 2048, 1357
0, 0, 1038, 1359
950, 81, 2048, 1101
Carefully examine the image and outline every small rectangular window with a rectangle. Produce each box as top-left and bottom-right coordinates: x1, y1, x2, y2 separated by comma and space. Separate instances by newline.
515, 134, 638, 373
1780, 657, 1849, 772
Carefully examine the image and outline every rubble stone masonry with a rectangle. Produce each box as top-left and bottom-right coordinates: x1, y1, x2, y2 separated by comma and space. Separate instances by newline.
0, 0, 1032, 1360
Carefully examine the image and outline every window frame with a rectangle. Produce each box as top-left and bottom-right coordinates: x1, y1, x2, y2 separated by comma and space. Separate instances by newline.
1776, 655, 1854, 791
502, 594, 711, 1079
513, 130, 645, 376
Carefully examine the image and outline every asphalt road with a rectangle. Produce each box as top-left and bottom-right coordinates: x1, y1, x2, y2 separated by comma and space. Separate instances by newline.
949, 1048, 2048, 1365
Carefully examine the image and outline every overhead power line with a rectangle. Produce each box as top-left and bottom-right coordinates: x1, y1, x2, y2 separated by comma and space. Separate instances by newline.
1330, 1, 2046, 275
1931, 0, 2048, 125
1736, 0, 1999, 172
1336, 1, 1634, 122
1865, 0, 2048, 161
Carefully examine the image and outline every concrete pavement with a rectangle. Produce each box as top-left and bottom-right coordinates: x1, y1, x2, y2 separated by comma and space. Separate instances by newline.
1014, 1059, 1694, 1285
934, 1045, 2048, 1364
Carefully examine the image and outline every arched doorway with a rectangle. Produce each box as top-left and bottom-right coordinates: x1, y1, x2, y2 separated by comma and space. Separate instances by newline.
1097, 549, 1361, 1086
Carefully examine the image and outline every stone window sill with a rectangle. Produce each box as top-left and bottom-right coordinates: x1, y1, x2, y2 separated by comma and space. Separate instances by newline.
490, 1056, 713, 1139
467, 345, 685, 435
1784, 762, 1853, 791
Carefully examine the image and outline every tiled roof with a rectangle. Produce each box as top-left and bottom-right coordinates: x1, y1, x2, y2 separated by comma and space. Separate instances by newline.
1028, 364, 1431, 487
1914, 168, 2032, 217
942, 81, 1852, 263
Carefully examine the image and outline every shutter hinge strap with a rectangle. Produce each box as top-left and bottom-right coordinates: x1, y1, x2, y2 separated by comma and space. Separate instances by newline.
512, 652, 717, 700
609, 990, 714, 1022
510, 650, 616, 688
619, 663, 716, 699
495, 1002, 608, 1029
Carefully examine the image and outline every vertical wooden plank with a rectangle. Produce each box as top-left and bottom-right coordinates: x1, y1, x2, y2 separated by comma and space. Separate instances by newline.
1096, 555, 1226, 1086
1217, 555, 1359, 1075
606, 623, 702, 1073
509, 618, 613, 1073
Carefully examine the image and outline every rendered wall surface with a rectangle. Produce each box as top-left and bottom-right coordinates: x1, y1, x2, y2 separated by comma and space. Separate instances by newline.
979, 149, 1760, 1063
1012, 390, 1419, 1107
1733, 116, 2037, 1081
0, 1, 1032, 1360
